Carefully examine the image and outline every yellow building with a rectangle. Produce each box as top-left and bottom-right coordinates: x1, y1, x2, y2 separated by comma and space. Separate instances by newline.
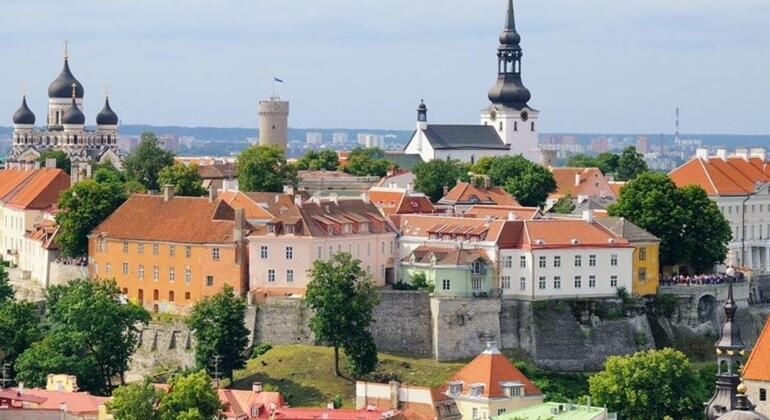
596, 217, 661, 296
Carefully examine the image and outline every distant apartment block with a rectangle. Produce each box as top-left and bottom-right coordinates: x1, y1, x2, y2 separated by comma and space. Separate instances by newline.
358, 133, 385, 149
332, 132, 349, 144
306, 132, 323, 145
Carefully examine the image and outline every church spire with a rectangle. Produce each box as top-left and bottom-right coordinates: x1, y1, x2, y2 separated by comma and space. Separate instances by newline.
488, 0, 530, 109
501, 0, 519, 44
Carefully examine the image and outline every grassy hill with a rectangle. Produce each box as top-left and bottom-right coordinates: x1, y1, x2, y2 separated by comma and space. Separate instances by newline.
231, 345, 465, 408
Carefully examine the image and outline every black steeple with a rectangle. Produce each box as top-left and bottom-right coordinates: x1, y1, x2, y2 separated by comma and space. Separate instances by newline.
705, 272, 747, 420
488, 0, 531, 109
417, 99, 427, 122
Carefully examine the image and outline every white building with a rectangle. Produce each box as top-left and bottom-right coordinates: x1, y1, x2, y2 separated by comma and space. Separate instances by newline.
404, 1, 541, 163
357, 133, 384, 149
670, 148, 770, 279
306, 132, 323, 145
332, 132, 349, 144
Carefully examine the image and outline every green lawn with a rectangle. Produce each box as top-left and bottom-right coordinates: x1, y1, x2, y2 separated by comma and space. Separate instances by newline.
231, 345, 465, 408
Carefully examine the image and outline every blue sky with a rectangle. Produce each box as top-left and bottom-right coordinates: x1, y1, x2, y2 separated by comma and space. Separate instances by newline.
1, 0, 769, 134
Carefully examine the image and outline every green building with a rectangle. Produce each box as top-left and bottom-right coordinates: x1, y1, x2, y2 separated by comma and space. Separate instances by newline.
493, 402, 609, 420
400, 245, 496, 298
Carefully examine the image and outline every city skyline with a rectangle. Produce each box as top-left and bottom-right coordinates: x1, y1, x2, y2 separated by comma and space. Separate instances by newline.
1, 0, 769, 134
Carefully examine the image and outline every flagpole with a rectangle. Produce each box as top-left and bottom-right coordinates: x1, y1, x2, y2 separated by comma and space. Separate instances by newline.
272, 78, 276, 99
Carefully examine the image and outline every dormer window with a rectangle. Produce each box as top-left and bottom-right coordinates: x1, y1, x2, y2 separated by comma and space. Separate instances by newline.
267, 224, 276, 234
471, 261, 483, 275
501, 382, 523, 397
286, 224, 295, 234
327, 225, 334, 235
359, 222, 369, 233
344, 223, 352, 233
469, 384, 484, 398
448, 382, 463, 395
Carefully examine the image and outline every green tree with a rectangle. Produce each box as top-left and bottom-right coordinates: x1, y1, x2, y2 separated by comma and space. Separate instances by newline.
589, 348, 704, 420
0, 301, 42, 369
16, 279, 150, 394
37, 150, 72, 174
615, 146, 648, 181
186, 285, 249, 383
413, 159, 464, 202
0, 264, 12, 304
473, 155, 556, 207
55, 180, 127, 257
296, 149, 339, 171
550, 195, 576, 214
344, 331, 378, 377
565, 154, 597, 168
305, 253, 380, 377
679, 185, 732, 272
108, 381, 160, 420
595, 152, 620, 176
236, 145, 296, 192
157, 371, 221, 420
344, 148, 390, 177
158, 164, 207, 197
123, 132, 176, 191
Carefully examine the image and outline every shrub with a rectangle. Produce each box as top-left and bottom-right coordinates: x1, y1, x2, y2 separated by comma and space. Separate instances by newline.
252, 343, 273, 358
392, 282, 417, 291
332, 394, 344, 409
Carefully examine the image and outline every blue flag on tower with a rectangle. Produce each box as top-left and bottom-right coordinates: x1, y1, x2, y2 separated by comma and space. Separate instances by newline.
274, 77, 284, 84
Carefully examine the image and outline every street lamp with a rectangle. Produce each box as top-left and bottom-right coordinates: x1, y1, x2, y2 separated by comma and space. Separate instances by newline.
726, 266, 736, 279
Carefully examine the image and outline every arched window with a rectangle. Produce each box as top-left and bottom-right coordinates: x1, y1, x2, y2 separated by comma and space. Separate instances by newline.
153, 289, 159, 300
169, 291, 175, 302
514, 122, 518, 131
531, 122, 536, 131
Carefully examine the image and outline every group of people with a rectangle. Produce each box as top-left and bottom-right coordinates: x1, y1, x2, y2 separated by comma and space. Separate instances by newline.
660, 272, 745, 287
55, 256, 88, 266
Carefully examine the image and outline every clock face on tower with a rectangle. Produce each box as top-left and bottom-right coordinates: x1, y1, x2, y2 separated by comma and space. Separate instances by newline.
520, 110, 529, 122
489, 109, 497, 121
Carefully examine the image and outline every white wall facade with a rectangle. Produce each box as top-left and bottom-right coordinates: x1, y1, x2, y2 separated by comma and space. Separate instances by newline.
715, 189, 770, 273
481, 106, 541, 162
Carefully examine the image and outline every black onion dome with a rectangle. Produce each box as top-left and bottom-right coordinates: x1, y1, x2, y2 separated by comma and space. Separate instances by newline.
96, 97, 119, 125
488, 76, 531, 107
48, 58, 84, 99
12, 96, 35, 125
62, 98, 85, 125
417, 100, 427, 112
499, 0, 521, 46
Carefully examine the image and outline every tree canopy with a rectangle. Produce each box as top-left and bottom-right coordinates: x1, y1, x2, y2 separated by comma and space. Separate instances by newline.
236, 145, 296, 192
413, 159, 465, 202
156, 371, 222, 420
305, 253, 380, 377
37, 150, 72, 174
608, 172, 730, 270
0, 300, 42, 371
472, 155, 557, 207
550, 195, 576, 214
158, 163, 207, 197
107, 381, 160, 420
344, 148, 390, 177
0, 264, 12, 305
616, 146, 649, 181
123, 132, 176, 191
566, 152, 619, 177
589, 348, 706, 420
296, 149, 339, 171
186, 285, 249, 382
55, 179, 128, 257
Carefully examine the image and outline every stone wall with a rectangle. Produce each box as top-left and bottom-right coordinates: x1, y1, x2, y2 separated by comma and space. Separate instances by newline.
127, 322, 195, 381
253, 297, 315, 345
430, 297, 501, 361
48, 262, 87, 287
371, 291, 432, 355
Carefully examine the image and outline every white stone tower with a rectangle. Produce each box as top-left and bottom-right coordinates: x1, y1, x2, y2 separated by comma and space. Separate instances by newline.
258, 97, 289, 150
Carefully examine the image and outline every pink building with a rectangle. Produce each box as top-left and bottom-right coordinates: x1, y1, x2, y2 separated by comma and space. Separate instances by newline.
247, 196, 398, 301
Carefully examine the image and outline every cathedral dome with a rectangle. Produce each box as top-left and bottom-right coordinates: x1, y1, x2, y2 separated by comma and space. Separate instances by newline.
48, 58, 84, 99
62, 98, 85, 125
96, 97, 119, 126
12, 96, 35, 125
488, 76, 531, 108
499, 29, 521, 46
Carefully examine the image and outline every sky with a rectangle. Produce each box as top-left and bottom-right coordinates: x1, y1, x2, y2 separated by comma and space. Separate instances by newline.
1, 0, 769, 134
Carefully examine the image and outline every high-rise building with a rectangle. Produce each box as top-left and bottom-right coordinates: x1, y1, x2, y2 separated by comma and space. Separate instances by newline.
357, 133, 384, 149
636, 136, 649, 154
332, 132, 348, 144
258, 97, 289, 150
306, 132, 323, 145
591, 137, 609, 154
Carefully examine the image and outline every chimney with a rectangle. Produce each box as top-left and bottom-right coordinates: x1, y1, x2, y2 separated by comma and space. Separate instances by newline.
233, 208, 245, 242
406, 183, 413, 192
716, 148, 728, 160
389, 381, 400, 410
582, 210, 593, 223
443, 185, 449, 197
294, 194, 303, 208
361, 191, 370, 203
330, 193, 339, 205
275, 195, 280, 203
734, 148, 749, 161
508, 211, 516, 221
208, 186, 216, 203
695, 147, 710, 161
252, 382, 263, 393
45, 158, 57, 169
574, 173, 581, 186
484, 177, 491, 189
163, 184, 175, 202
283, 185, 295, 195
750, 148, 767, 162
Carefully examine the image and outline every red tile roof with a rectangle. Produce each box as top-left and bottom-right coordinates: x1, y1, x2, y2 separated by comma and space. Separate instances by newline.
369, 188, 437, 216
743, 316, 770, 381
669, 156, 770, 196
267, 407, 397, 419
90, 194, 246, 243
441, 345, 541, 399
219, 191, 276, 221
465, 205, 542, 221
15, 388, 108, 414
522, 219, 630, 249
550, 167, 615, 199
25, 219, 60, 250
439, 182, 519, 206
218, 389, 284, 419
1, 168, 70, 210
398, 215, 524, 248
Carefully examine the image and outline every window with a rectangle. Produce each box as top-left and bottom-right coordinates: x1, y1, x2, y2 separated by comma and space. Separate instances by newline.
520, 277, 526, 291
470, 385, 484, 397
286, 269, 294, 283
442, 279, 451, 291
212, 247, 220, 261
589, 275, 596, 288
185, 292, 191, 300
169, 245, 175, 257
504, 256, 512, 268
471, 278, 482, 291
169, 267, 175, 282
103, 263, 110, 275
184, 267, 191, 284
317, 247, 322, 258
574, 276, 582, 288
206, 275, 214, 287
153, 289, 159, 300
500, 276, 511, 289
554, 256, 561, 268
169, 291, 175, 302
138, 265, 145, 280
153, 244, 159, 256
610, 254, 618, 266
639, 248, 646, 261
538, 256, 546, 268
639, 268, 647, 282
610, 275, 618, 287
520, 256, 527, 268
538, 276, 546, 290
94, 263, 99, 274
267, 270, 276, 283
471, 261, 483, 274
553, 276, 561, 289
138, 242, 144, 254
123, 241, 129, 253
760, 388, 767, 401
153, 266, 159, 281
589, 255, 596, 267
123, 262, 129, 275
574, 255, 582, 267
472, 408, 479, 419
498, 409, 507, 416
503, 384, 522, 397
185, 246, 192, 258
285, 246, 293, 260
286, 224, 295, 234
267, 224, 276, 233
260, 246, 268, 259
448, 382, 462, 395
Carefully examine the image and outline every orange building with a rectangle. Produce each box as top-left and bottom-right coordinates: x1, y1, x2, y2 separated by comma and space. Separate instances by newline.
88, 186, 249, 313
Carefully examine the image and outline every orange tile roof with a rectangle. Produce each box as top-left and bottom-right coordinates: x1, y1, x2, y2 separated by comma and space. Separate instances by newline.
0, 169, 38, 201
523, 219, 630, 249
465, 205, 542, 221
743, 316, 770, 381
268, 407, 395, 419
25, 219, 60, 250
220, 191, 275, 221
5, 169, 70, 210
550, 167, 615, 199
21, 388, 108, 414
440, 182, 519, 206
369, 188, 437, 216
608, 181, 626, 197
218, 389, 284, 419
669, 156, 770, 196
90, 194, 245, 243
441, 345, 541, 398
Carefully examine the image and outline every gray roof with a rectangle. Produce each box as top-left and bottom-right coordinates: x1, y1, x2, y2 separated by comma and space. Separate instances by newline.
422, 125, 508, 150
594, 216, 660, 243
571, 197, 615, 213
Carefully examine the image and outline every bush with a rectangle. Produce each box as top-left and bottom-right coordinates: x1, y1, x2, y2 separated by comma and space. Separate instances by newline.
392, 282, 417, 291
252, 343, 273, 358
654, 294, 678, 318
411, 273, 428, 289
332, 394, 344, 409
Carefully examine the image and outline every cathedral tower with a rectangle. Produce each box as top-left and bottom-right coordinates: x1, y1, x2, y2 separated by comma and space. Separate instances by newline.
480, 0, 541, 162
